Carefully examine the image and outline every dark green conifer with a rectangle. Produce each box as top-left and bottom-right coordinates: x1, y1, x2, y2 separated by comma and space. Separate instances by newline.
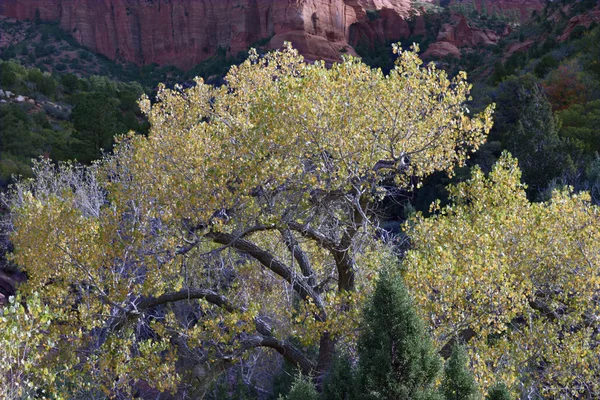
356, 271, 442, 400
282, 374, 319, 400
485, 382, 512, 400
442, 344, 480, 400
322, 353, 355, 400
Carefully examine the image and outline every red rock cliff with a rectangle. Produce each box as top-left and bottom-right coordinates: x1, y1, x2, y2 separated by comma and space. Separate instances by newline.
0, 0, 427, 69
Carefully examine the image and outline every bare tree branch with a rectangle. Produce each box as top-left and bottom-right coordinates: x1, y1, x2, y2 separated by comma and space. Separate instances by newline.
204, 231, 326, 321
280, 229, 316, 287
137, 288, 236, 312
288, 222, 338, 251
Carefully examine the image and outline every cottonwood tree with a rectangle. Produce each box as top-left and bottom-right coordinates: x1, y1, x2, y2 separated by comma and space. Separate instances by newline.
404, 153, 600, 399
6, 44, 493, 396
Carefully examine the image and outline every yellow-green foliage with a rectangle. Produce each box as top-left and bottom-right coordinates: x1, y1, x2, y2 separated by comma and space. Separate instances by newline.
405, 152, 600, 398
7, 44, 492, 396
0, 293, 55, 399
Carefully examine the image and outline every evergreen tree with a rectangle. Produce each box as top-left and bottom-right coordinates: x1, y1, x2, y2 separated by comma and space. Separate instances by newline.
490, 74, 574, 196
356, 271, 442, 400
322, 353, 355, 400
282, 374, 319, 400
442, 344, 480, 400
485, 382, 511, 400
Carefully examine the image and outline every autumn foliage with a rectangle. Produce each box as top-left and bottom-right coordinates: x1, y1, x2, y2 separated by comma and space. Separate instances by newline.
3, 44, 493, 397
405, 153, 600, 398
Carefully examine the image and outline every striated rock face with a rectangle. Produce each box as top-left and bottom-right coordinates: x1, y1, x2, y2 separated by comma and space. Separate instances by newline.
348, 7, 411, 50
0, 0, 424, 69
0, 0, 547, 68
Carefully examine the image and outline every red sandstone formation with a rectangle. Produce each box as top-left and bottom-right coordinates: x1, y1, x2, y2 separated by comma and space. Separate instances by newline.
504, 39, 535, 58
0, 0, 426, 69
421, 0, 544, 60
422, 41, 461, 59
422, 13, 499, 59
559, 8, 600, 41
437, 14, 499, 46
0, 0, 546, 68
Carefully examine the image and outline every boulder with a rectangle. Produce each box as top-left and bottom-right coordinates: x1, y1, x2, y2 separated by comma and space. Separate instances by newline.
422, 41, 461, 59
437, 14, 499, 47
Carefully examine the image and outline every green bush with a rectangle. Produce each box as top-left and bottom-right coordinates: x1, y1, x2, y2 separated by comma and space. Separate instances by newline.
485, 382, 511, 400
281, 374, 319, 400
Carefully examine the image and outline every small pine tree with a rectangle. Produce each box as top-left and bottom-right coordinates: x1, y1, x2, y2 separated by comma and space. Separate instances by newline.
356, 271, 443, 400
442, 344, 480, 400
322, 353, 355, 400
282, 374, 319, 400
485, 382, 511, 400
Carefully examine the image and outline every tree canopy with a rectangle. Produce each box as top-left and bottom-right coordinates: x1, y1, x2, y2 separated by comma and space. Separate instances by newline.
5, 44, 493, 397
404, 152, 600, 398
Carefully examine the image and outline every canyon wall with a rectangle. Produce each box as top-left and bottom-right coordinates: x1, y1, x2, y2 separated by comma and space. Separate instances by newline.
0, 0, 546, 69
0, 0, 422, 69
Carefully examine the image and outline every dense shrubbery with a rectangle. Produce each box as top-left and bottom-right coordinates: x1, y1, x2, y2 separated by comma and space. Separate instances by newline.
0, 60, 146, 185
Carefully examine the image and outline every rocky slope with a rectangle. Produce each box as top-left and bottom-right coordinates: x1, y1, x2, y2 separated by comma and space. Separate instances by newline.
0, 0, 549, 69
457, 0, 546, 21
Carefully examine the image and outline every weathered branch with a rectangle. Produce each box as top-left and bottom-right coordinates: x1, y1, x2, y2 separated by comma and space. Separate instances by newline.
205, 231, 326, 321
139, 287, 316, 374
280, 229, 316, 287
288, 222, 338, 251
137, 288, 236, 312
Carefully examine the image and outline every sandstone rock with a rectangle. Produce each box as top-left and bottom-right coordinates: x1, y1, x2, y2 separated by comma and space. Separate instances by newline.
505, 39, 535, 58
422, 41, 461, 59
15, 95, 25, 102
0, 99, 6, 103
27, 98, 35, 104
5, 90, 13, 98
559, 9, 600, 42
0, 89, 5, 98
437, 14, 499, 47
0, 0, 419, 69
413, 14, 427, 37
348, 7, 411, 50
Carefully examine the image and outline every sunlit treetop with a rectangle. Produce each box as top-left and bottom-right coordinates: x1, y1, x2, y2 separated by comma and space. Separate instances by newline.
405, 153, 600, 398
